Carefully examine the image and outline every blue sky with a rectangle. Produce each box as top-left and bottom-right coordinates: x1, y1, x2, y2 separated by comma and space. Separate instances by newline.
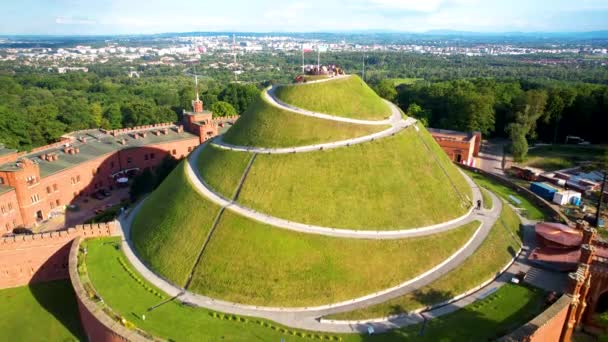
1, 0, 608, 35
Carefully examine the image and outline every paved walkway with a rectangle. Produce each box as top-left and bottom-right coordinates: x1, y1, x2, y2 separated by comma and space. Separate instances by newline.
211, 116, 415, 154
187, 144, 482, 239
265, 75, 393, 126
116, 189, 501, 333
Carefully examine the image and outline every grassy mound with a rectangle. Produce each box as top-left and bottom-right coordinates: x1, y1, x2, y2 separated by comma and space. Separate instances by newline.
188, 210, 479, 306
0, 281, 84, 341
218, 125, 472, 230
222, 93, 387, 148
327, 203, 522, 320
273, 75, 391, 120
131, 161, 221, 286
197, 144, 253, 198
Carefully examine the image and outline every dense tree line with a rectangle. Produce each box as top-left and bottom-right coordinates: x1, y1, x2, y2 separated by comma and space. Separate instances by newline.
382, 78, 608, 160
0, 72, 259, 151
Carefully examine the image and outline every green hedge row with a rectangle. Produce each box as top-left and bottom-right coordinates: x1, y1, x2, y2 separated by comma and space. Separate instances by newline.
117, 257, 165, 300
207, 311, 342, 340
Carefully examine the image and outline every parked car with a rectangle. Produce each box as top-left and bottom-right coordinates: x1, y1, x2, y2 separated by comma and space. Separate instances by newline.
12, 227, 33, 235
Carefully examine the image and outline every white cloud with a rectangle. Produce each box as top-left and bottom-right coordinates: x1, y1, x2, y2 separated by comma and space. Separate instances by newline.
368, 0, 444, 12
55, 16, 96, 25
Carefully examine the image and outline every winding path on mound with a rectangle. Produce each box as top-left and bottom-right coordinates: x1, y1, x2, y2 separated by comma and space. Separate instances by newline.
265, 75, 393, 125
116, 191, 501, 333
187, 144, 481, 239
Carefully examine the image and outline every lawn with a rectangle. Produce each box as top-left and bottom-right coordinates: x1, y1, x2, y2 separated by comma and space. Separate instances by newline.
222, 92, 386, 148
523, 144, 607, 171
379, 284, 547, 341
196, 144, 253, 199
188, 210, 479, 306
481, 188, 493, 209
389, 78, 424, 86
0, 280, 84, 341
83, 237, 350, 341
234, 126, 472, 230
464, 169, 549, 220
273, 74, 391, 120
131, 161, 221, 287
83, 236, 546, 341
327, 204, 522, 320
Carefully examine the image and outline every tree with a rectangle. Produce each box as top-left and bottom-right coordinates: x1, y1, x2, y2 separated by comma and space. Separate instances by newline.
103, 104, 122, 129
129, 168, 156, 200
90, 103, 103, 128
507, 123, 529, 162
218, 83, 260, 113
210, 101, 237, 117
406, 103, 430, 126
374, 79, 397, 102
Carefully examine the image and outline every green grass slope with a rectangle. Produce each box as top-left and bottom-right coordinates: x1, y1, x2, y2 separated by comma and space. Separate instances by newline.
222, 124, 472, 230
0, 280, 84, 341
328, 203, 522, 320
84, 236, 545, 341
188, 210, 478, 306
197, 144, 253, 198
273, 75, 391, 120
222, 93, 387, 148
131, 161, 221, 286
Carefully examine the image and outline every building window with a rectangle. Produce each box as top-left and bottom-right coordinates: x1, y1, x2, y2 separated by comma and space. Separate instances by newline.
46, 186, 52, 194
5, 223, 9, 231
8, 203, 13, 211
53, 184, 58, 192
0, 177, 4, 184
26, 175, 37, 185
76, 175, 81, 183
50, 201, 55, 209
127, 157, 132, 164
150, 153, 155, 159
172, 149, 177, 155
1, 206, 5, 214
31, 194, 40, 203
110, 161, 115, 168
56, 199, 60, 206
188, 147, 192, 152
71, 177, 75, 185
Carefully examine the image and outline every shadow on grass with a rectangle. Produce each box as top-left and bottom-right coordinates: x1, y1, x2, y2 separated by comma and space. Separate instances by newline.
28, 279, 86, 340
358, 285, 547, 342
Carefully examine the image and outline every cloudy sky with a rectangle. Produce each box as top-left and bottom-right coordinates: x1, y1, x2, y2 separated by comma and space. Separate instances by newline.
1, 0, 607, 35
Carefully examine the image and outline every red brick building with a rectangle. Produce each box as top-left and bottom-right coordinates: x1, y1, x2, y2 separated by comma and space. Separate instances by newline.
428, 128, 482, 166
0, 91, 234, 230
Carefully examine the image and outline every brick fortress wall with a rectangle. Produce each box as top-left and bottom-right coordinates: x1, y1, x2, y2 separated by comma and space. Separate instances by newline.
0, 222, 117, 289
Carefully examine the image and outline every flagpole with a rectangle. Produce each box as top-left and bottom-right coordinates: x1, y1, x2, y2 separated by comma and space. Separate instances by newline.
301, 44, 304, 74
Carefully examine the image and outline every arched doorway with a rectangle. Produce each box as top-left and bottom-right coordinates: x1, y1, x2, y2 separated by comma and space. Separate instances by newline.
595, 291, 608, 314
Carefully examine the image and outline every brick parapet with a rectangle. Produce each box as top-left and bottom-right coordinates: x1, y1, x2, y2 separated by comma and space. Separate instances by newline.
498, 294, 571, 342
0, 222, 118, 289
102, 123, 176, 137
68, 236, 155, 342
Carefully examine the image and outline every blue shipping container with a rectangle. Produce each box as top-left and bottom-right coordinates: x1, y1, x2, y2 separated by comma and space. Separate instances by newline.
530, 182, 557, 201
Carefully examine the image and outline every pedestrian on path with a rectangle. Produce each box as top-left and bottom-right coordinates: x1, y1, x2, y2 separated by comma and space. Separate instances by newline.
477, 199, 482, 210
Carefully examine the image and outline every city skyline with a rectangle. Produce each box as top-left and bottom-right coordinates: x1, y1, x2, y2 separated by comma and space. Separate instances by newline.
1, 0, 608, 35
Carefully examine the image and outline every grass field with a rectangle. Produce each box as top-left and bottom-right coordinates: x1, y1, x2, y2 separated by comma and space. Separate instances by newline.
464, 169, 549, 220
188, 210, 479, 306
196, 144, 252, 198
233, 126, 472, 230
381, 284, 547, 341
274, 75, 391, 120
0, 280, 84, 341
83, 236, 545, 341
523, 144, 607, 171
389, 78, 424, 86
131, 161, 221, 286
481, 188, 493, 209
327, 204, 522, 319
222, 93, 386, 148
